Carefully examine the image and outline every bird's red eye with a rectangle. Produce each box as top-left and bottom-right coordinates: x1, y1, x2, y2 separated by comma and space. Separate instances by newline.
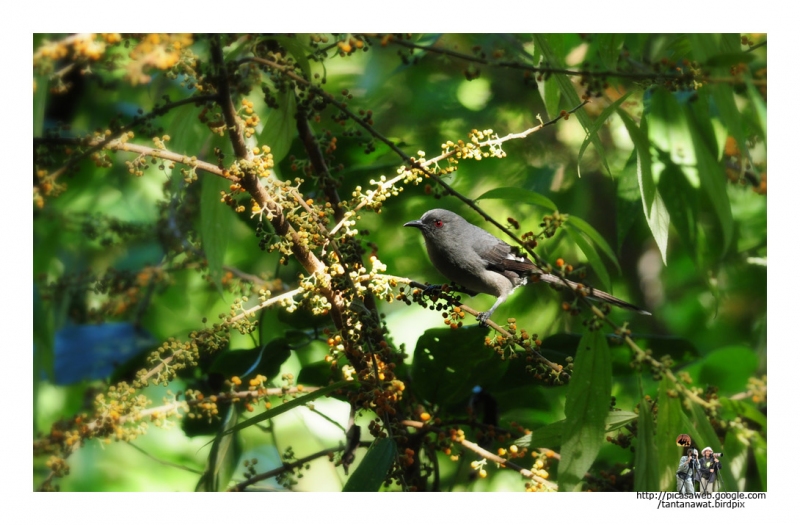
434, 220, 443, 228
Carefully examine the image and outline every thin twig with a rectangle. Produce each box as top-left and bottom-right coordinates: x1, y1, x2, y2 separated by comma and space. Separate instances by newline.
38, 94, 217, 182
229, 441, 371, 491
126, 442, 204, 474
588, 304, 712, 409
368, 34, 765, 86
210, 35, 250, 160
402, 420, 556, 490
371, 34, 674, 82
139, 287, 304, 385
307, 406, 347, 434
222, 265, 269, 286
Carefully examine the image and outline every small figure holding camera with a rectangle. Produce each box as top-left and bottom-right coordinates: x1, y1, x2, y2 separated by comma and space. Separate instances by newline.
697, 447, 723, 493
676, 448, 699, 494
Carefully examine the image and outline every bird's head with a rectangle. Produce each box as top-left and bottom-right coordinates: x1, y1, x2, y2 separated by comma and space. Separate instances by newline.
403, 209, 463, 241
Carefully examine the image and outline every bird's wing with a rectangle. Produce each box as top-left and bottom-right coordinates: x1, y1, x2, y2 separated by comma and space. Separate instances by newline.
469, 227, 651, 315
481, 242, 536, 277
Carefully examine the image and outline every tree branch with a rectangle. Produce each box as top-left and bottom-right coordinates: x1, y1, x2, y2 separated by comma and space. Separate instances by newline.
229, 441, 371, 491
402, 420, 556, 490
37, 94, 217, 182
138, 287, 304, 385
210, 35, 250, 160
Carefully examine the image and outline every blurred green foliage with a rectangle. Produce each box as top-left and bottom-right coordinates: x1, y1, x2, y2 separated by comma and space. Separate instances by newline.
33, 33, 766, 492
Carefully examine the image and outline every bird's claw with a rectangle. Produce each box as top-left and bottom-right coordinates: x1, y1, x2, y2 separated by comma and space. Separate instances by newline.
476, 311, 490, 326
423, 284, 443, 295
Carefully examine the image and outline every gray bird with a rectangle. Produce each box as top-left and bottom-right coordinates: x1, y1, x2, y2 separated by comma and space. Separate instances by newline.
404, 208, 651, 324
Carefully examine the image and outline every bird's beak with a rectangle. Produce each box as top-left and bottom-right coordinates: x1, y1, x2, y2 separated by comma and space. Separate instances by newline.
404, 220, 423, 229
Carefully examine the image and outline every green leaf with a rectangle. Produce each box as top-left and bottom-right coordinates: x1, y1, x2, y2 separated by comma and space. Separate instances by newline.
623, 34, 647, 62
596, 34, 624, 70
33, 285, 54, 433
566, 227, 611, 293
618, 110, 670, 264
698, 345, 758, 394
604, 410, 639, 432
209, 339, 292, 381
515, 411, 637, 450
558, 329, 611, 491
689, 34, 719, 63
747, 81, 767, 142
224, 35, 251, 62
686, 108, 734, 256
273, 35, 313, 81
616, 158, 641, 248
517, 420, 563, 450
260, 89, 297, 164
711, 83, 747, 161
639, 159, 670, 264
683, 92, 721, 157
482, 360, 553, 413
634, 385, 659, 491
752, 432, 767, 491
719, 33, 743, 53
386, 34, 443, 77
221, 380, 356, 436
543, 75, 561, 121
705, 52, 756, 68
657, 162, 699, 264
33, 285, 54, 379
718, 398, 766, 431
200, 175, 233, 294
690, 34, 744, 63
720, 427, 749, 492
297, 360, 347, 387
342, 438, 396, 491
535, 34, 612, 177
577, 92, 631, 175
197, 407, 240, 491
565, 215, 621, 274
688, 399, 737, 491
648, 88, 695, 166
475, 187, 557, 211
34, 73, 48, 137
169, 103, 207, 158
531, 36, 543, 69
617, 109, 649, 189
411, 326, 507, 408
656, 376, 685, 491
679, 410, 702, 448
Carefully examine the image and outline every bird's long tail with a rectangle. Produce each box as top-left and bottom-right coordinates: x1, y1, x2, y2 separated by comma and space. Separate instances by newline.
535, 273, 651, 315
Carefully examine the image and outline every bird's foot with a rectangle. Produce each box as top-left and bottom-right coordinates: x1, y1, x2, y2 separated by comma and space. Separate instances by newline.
422, 284, 443, 296
476, 311, 491, 326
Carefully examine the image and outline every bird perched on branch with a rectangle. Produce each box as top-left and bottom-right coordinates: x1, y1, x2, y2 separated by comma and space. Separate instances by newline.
404, 208, 650, 324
